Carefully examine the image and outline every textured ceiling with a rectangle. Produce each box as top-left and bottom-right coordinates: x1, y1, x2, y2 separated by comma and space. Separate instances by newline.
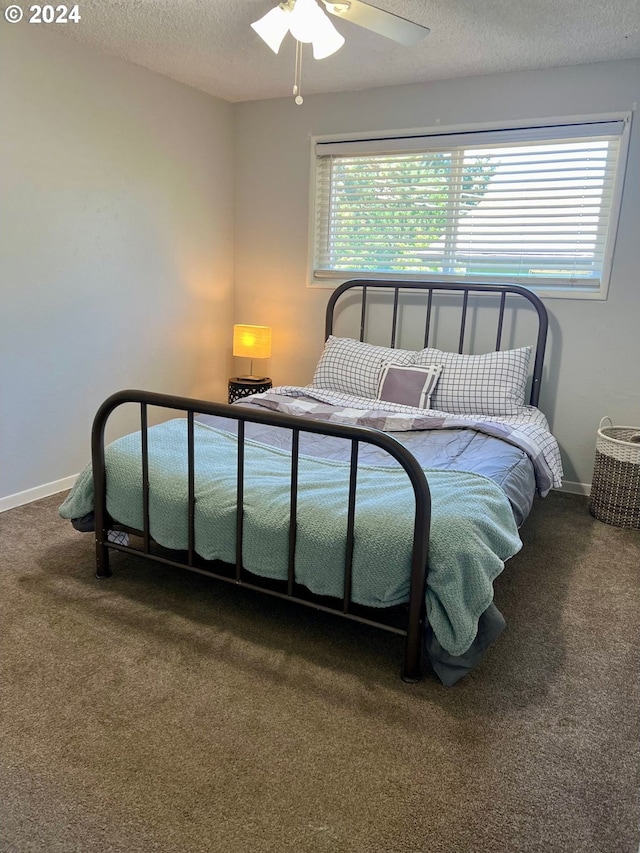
7, 0, 640, 101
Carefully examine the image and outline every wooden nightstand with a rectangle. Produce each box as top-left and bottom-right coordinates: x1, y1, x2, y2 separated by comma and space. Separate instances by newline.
228, 377, 272, 404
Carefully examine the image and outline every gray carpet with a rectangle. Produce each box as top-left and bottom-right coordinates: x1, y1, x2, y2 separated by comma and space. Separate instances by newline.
1, 491, 638, 853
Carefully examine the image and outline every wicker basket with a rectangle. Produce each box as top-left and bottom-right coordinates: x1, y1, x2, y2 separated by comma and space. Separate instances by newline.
589, 417, 640, 529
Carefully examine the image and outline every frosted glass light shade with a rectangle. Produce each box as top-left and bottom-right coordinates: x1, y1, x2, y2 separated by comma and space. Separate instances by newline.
290, 0, 344, 56
251, 6, 290, 54
233, 325, 272, 360
288, 0, 320, 43
311, 13, 345, 58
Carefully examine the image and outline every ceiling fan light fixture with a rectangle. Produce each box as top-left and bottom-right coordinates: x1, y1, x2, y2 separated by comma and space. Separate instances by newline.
251, 5, 291, 54
252, 0, 345, 59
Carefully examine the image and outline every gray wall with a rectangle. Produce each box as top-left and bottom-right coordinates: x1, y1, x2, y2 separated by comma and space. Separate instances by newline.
0, 24, 234, 505
233, 60, 640, 491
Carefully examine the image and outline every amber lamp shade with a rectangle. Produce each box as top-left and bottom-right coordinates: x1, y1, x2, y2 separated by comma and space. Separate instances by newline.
232, 324, 272, 380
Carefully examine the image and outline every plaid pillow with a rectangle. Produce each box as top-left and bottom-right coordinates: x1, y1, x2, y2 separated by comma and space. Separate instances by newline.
377, 363, 443, 409
414, 346, 532, 416
313, 336, 417, 399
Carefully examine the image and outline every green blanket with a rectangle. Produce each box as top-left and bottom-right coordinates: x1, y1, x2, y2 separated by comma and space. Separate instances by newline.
59, 419, 522, 656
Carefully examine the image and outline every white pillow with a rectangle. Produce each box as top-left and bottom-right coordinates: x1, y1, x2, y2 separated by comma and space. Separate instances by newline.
414, 346, 532, 416
377, 363, 443, 409
313, 336, 417, 399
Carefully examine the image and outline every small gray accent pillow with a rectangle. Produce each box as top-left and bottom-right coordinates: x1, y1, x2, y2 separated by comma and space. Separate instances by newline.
377, 363, 443, 409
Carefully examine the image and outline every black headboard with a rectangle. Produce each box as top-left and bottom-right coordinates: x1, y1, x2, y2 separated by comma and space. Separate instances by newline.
325, 279, 548, 408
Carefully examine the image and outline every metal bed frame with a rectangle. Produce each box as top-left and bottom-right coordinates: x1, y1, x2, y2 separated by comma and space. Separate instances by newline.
91, 280, 548, 682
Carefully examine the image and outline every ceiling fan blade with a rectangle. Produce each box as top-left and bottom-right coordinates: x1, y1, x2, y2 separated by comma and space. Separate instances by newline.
323, 0, 429, 46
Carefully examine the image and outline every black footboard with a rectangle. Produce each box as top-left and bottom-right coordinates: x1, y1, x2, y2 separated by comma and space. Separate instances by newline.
91, 390, 432, 682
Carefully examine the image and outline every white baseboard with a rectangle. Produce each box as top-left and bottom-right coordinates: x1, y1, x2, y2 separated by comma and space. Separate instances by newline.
554, 480, 591, 497
0, 475, 78, 513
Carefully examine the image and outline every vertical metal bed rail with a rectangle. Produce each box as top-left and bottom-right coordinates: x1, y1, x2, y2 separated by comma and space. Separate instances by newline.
390, 287, 400, 348
495, 291, 507, 350
423, 289, 433, 348
403, 493, 430, 682
140, 403, 150, 554
235, 421, 245, 580
458, 289, 469, 353
342, 440, 359, 614
359, 285, 368, 341
287, 429, 300, 596
528, 295, 548, 408
92, 400, 110, 579
187, 411, 195, 567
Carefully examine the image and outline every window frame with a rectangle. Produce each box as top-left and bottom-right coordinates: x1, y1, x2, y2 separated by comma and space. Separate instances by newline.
307, 112, 633, 300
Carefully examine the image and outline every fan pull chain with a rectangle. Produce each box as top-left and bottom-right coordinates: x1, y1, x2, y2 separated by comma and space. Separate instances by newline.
293, 39, 303, 105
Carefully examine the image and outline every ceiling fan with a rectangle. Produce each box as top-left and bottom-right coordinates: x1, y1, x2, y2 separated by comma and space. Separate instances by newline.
251, 0, 429, 103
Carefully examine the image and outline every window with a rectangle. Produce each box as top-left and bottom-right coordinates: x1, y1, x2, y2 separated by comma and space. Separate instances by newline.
311, 116, 631, 297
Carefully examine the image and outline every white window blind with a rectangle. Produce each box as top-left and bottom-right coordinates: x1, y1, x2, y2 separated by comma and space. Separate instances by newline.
312, 117, 630, 295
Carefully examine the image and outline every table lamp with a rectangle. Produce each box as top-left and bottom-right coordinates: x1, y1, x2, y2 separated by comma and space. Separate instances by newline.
232, 324, 272, 381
